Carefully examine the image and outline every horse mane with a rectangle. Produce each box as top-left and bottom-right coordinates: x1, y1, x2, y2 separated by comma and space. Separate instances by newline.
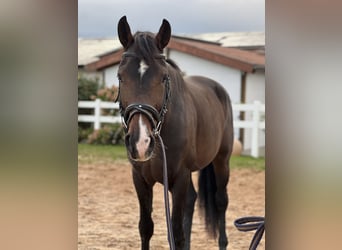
166, 58, 181, 71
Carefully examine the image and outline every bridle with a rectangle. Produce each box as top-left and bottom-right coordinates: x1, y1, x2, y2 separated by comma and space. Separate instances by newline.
115, 52, 176, 250
116, 52, 171, 136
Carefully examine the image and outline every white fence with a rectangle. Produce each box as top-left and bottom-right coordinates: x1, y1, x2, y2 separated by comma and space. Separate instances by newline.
78, 99, 265, 158
232, 101, 265, 158
78, 99, 121, 128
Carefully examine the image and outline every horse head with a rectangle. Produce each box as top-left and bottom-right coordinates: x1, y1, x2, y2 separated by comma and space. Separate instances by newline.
117, 16, 171, 162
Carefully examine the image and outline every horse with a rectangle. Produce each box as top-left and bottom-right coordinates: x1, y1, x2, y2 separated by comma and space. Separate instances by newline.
116, 16, 234, 250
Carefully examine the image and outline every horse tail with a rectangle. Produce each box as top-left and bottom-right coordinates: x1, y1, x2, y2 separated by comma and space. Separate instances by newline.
198, 162, 219, 238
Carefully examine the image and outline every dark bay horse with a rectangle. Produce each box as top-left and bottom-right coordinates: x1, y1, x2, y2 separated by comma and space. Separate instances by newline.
116, 16, 234, 250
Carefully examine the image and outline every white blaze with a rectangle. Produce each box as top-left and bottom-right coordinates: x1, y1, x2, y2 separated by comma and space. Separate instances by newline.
136, 115, 151, 160
138, 60, 149, 78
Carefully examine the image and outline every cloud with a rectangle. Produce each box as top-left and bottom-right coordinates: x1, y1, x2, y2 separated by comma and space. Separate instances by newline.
78, 0, 265, 37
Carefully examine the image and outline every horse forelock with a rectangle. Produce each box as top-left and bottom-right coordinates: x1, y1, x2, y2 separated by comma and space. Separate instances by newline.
132, 32, 160, 64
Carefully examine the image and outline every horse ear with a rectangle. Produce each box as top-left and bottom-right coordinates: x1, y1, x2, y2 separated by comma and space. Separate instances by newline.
155, 19, 171, 51
117, 16, 134, 50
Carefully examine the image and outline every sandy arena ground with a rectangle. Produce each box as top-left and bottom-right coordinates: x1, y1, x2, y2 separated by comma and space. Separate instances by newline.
78, 161, 265, 249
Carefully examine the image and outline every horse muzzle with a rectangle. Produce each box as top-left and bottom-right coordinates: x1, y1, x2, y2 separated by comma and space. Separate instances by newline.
124, 114, 156, 162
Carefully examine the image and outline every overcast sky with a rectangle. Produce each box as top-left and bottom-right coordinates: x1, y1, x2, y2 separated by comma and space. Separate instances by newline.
78, 0, 265, 38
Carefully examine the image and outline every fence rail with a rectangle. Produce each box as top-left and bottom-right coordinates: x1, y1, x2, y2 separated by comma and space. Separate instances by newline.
78, 99, 265, 157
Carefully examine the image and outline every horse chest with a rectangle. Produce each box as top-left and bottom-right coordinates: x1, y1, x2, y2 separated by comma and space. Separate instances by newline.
133, 161, 164, 185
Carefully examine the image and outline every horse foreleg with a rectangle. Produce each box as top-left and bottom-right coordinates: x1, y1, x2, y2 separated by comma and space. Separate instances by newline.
171, 170, 190, 250
183, 176, 197, 250
132, 170, 154, 250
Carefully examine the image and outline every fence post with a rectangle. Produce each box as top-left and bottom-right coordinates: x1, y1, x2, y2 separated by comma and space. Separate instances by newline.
251, 101, 261, 158
94, 98, 101, 130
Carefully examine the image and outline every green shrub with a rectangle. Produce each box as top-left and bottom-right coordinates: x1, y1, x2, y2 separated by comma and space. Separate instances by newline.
78, 76, 100, 101
78, 76, 101, 130
87, 124, 125, 145
78, 76, 123, 144
78, 126, 92, 143
90, 85, 120, 116
91, 85, 119, 102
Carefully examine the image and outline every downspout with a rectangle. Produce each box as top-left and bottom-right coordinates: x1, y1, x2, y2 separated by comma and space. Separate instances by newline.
239, 71, 247, 144
101, 70, 105, 86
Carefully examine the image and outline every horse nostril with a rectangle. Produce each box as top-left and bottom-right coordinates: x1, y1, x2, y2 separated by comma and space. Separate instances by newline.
125, 134, 136, 158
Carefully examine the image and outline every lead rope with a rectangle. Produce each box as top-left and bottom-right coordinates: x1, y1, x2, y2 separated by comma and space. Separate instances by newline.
156, 133, 175, 250
234, 216, 265, 250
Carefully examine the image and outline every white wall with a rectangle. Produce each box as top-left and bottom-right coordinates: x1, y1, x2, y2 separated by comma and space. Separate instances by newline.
104, 65, 120, 87
246, 71, 265, 103
243, 71, 265, 155
78, 70, 103, 85
169, 50, 241, 104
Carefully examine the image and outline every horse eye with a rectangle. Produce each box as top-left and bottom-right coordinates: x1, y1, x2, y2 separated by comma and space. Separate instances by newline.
117, 75, 123, 83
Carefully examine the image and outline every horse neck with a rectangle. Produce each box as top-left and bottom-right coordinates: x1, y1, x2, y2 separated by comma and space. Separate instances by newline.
165, 65, 187, 122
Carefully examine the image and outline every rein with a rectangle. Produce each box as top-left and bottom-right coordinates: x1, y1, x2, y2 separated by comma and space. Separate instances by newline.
116, 52, 175, 249
157, 133, 175, 250
234, 216, 265, 250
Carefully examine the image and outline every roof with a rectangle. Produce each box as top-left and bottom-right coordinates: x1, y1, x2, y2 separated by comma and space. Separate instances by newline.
85, 48, 123, 71
184, 32, 265, 48
80, 32, 265, 73
168, 37, 264, 72
78, 38, 121, 66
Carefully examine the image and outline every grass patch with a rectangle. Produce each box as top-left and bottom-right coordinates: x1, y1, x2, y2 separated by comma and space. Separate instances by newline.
78, 144, 265, 171
230, 155, 265, 171
78, 144, 127, 164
